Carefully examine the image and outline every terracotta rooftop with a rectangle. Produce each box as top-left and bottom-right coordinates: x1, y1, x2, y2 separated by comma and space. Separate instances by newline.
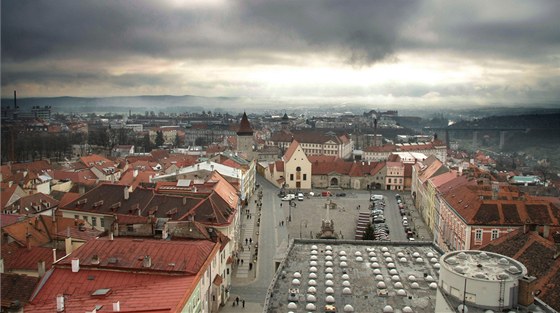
442, 184, 560, 227
26, 268, 197, 313
1, 213, 22, 227
1, 242, 62, 272
5, 192, 59, 215
57, 237, 218, 275
2, 215, 87, 247
282, 139, 301, 161
481, 229, 560, 312
80, 154, 113, 167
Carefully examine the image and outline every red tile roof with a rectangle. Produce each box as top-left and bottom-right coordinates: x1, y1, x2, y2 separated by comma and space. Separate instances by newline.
1, 215, 83, 247
56, 237, 218, 275
26, 268, 197, 313
283, 140, 300, 161
1, 242, 61, 272
58, 192, 81, 208
1, 213, 22, 227
79, 154, 113, 167
274, 160, 284, 172
481, 229, 560, 312
442, 184, 560, 226
5, 192, 59, 215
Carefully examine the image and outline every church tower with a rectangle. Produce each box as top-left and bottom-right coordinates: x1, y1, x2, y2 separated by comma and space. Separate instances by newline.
236, 112, 254, 158
281, 113, 290, 132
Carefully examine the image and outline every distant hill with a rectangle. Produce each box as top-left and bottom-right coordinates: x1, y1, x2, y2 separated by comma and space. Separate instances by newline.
0, 95, 243, 114
450, 113, 560, 130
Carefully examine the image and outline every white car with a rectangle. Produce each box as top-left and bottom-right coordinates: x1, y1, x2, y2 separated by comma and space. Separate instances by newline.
297, 192, 304, 201
282, 194, 296, 201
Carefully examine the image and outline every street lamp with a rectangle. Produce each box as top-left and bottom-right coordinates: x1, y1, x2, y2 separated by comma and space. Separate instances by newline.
288, 200, 292, 222
300, 219, 308, 238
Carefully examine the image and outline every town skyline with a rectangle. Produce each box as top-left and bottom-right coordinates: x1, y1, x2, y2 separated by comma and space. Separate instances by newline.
2, 0, 560, 109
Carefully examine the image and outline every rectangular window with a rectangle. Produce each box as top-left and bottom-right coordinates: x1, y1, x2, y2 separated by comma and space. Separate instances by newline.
127, 224, 134, 232
83, 215, 88, 222
290, 174, 294, 181
303, 174, 307, 181
491, 229, 499, 240
388, 178, 392, 183
100, 217, 105, 228
475, 229, 482, 241
74, 215, 79, 220
91, 217, 97, 227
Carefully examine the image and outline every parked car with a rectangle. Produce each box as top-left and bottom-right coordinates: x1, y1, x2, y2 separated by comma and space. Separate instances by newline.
322, 191, 332, 197
335, 192, 346, 197
297, 192, 304, 201
402, 220, 409, 226
370, 194, 384, 201
282, 194, 296, 201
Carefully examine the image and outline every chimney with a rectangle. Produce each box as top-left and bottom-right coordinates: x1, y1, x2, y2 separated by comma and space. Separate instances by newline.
38, 260, 46, 277
79, 185, 85, 195
518, 276, 537, 306
143, 255, 152, 268
8, 181, 13, 187
71, 258, 80, 272
109, 231, 114, 241
113, 301, 121, 312
53, 248, 57, 263
183, 197, 187, 205
14, 90, 17, 109
124, 187, 130, 200
543, 225, 550, 239
0, 258, 4, 273
56, 294, 65, 312
133, 169, 138, 178
65, 237, 73, 255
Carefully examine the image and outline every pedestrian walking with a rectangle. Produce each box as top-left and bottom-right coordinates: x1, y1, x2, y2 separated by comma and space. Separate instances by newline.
249, 238, 252, 244
280, 203, 282, 207
249, 263, 253, 270
236, 297, 239, 306
281, 220, 284, 226
241, 259, 244, 265
242, 299, 245, 308
245, 238, 248, 245
237, 259, 240, 265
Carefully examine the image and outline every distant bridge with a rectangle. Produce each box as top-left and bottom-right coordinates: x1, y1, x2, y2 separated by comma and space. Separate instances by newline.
421, 126, 533, 150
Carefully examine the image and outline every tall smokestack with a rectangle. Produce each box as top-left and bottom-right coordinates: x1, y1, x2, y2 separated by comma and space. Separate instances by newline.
14, 90, 16, 109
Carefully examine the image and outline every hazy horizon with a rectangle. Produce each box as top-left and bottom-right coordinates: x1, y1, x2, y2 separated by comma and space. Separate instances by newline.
2, 0, 560, 109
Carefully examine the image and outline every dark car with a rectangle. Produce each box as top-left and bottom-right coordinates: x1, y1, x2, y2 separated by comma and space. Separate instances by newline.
335, 192, 346, 197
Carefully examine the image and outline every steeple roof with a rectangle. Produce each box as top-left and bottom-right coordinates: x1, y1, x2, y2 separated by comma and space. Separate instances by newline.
237, 112, 253, 136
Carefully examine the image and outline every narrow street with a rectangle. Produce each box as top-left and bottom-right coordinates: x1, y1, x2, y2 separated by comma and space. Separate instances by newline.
221, 176, 287, 312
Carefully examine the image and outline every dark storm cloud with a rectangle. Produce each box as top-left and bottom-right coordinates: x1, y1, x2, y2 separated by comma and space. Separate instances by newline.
403, 1, 560, 63
1, 0, 417, 65
1, 0, 559, 102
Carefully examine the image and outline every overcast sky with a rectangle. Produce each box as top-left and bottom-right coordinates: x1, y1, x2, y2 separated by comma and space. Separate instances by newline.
2, 0, 560, 108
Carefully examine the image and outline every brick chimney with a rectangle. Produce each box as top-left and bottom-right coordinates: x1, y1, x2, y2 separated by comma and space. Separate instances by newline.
124, 186, 130, 200
518, 275, 537, 306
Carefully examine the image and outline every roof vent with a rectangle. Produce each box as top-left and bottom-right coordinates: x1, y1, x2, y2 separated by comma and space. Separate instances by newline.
498, 258, 509, 266
445, 257, 458, 265
143, 255, 152, 268
507, 266, 521, 274
91, 288, 111, 297
107, 257, 118, 264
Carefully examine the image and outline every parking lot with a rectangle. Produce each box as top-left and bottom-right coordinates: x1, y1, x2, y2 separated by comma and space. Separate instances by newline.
279, 189, 426, 242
